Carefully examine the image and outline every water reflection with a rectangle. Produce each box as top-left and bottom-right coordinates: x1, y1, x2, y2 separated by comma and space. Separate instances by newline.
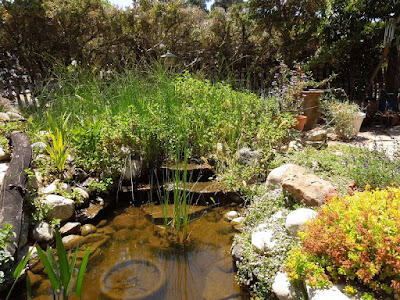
32, 206, 246, 300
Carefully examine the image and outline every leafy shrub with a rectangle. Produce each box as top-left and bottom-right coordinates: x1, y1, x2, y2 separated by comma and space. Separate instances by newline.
345, 143, 400, 190
323, 90, 361, 141
286, 187, 400, 298
0, 224, 15, 290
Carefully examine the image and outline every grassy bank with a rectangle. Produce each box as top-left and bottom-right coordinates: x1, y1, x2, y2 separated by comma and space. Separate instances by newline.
27, 66, 294, 188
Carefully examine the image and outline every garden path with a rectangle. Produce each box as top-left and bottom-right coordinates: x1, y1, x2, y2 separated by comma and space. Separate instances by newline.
328, 125, 400, 158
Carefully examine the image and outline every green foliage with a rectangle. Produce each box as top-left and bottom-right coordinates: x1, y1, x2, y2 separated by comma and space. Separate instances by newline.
5, 247, 33, 300
36, 230, 90, 299
44, 112, 70, 174
30, 67, 291, 190
286, 187, 400, 298
275, 143, 400, 193
0, 224, 15, 289
233, 188, 299, 299
322, 89, 361, 141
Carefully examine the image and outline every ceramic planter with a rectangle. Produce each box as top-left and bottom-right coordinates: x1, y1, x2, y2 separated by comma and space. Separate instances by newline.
352, 112, 366, 136
301, 90, 324, 131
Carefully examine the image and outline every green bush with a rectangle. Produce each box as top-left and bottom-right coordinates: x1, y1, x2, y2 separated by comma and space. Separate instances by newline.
0, 224, 15, 290
286, 187, 400, 298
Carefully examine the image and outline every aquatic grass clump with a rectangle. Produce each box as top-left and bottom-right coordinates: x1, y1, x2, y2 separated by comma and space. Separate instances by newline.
286, 187, 400, 298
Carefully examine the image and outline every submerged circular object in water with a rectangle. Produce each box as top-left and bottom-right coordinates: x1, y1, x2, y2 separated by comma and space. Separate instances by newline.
100, 259, 166, 300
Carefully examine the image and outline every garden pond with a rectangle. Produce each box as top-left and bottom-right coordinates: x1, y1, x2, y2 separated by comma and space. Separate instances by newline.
30, 203, 249, 300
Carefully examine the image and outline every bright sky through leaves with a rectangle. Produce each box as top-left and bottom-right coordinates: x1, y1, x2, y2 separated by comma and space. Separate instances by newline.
108, 0, 215, 10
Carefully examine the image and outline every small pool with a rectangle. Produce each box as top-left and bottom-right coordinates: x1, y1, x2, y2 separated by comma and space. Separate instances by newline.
31, 205, 248, 300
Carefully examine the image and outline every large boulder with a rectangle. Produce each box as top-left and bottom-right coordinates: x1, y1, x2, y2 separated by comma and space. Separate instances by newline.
285, 208, 317, 237
251, 223, 276, 253
43, 195, 75, 222
272, 272, 300, 300
266, 164, 306, 189
32, 222, 55, 243
281, 172, 337, 207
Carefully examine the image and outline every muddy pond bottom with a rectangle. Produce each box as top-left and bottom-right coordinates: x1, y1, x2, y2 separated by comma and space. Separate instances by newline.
32, 205, 247, 300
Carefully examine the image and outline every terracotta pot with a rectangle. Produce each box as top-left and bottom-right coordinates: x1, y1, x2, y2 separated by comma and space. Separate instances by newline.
301, 89, 324, 131
294, 115, 307, 131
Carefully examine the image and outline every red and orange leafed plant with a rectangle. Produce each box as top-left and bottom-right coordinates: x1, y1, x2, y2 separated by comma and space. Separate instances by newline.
286, 186, 400, 298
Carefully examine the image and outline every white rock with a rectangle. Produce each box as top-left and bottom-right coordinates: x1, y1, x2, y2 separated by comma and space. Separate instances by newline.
0, 163, 8, 184
266, 164, 305, 189
237, 148, 260, 166
231, 217, 245, 224
43, 194, 75, 222
123, 158, 142, 181
74, 187, 90, 204
66, 154, 74, 164
6, 111, 24, 120
251, 223, 276, 252
31, 142, 47, 153
305, 283, 360, 300
224, 211, 238, 221
271, 211, 285, 221
42, 180, 71, 194
42, 180, 59, 194
32, 222, 55, 243
0, 112, 10, 121
288, 140, 303, 151
285, 208, 317, 237
0, 146, 10, 161
232, 242, 244, 261
272, 272, 298, 300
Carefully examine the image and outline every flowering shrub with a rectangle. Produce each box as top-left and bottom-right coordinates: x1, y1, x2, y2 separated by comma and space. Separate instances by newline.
286, 187, 400, 298
268, 62, 309, 115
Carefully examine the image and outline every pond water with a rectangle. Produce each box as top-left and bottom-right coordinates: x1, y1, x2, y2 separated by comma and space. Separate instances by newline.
31, 205, 248, 300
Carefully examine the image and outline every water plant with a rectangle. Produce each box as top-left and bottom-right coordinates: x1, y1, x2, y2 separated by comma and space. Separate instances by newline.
5, 247, 33, 300
35, 230, 90, 300
286, 187, 400, 298
44, 112, 70, 174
